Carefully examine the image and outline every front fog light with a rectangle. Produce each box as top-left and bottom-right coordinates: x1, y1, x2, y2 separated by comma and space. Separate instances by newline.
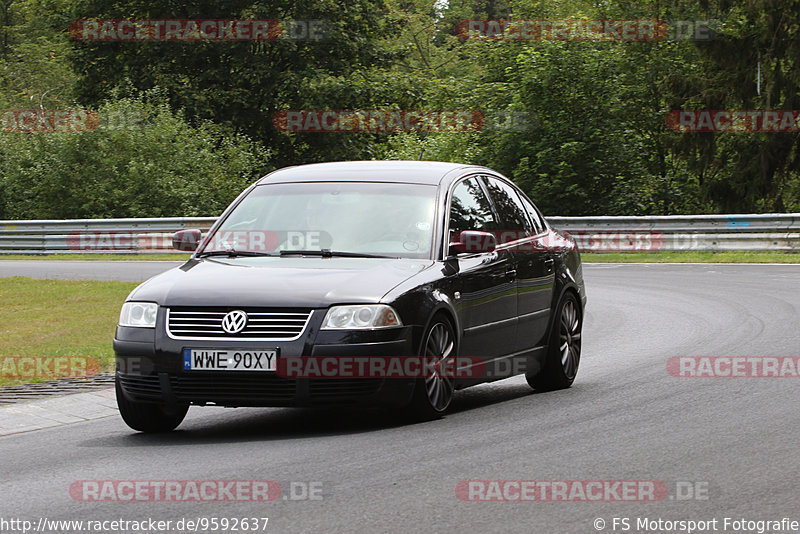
119, 302, 158, 328
322, 305, 402, 329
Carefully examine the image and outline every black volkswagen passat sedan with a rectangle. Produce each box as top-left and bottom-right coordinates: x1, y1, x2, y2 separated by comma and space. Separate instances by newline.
114, 161, 586, 431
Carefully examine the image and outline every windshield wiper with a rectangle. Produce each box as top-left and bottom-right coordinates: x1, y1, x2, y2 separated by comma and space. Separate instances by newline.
197, 250, 278, 258
278, 249, 394, 259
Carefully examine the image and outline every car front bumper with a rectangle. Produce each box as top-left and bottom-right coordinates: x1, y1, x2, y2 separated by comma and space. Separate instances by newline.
114, 310, 420, 408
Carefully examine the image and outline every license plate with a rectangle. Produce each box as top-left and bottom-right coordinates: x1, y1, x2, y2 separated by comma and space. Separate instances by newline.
183, 349, 278, 371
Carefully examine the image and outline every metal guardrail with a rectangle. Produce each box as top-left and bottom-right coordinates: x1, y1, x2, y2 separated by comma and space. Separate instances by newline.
547, 214, 800, 252
0, 218, 213, 254
548, 213, 800, 232
1, 214, 799, 253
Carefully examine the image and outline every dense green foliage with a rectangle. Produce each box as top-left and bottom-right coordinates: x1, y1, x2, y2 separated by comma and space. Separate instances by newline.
0, 0, 798, 218
0, 93, 269, 218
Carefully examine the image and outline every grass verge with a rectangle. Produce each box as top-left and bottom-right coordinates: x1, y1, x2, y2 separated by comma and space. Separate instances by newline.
0, 277, 138, 388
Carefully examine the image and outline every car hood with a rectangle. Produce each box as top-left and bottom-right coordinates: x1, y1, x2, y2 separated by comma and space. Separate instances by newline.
128, 256, 434, 308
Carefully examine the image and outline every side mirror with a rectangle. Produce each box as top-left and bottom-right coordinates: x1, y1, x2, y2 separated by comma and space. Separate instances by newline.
449, 230, 497, 254
173, 229, 202, 251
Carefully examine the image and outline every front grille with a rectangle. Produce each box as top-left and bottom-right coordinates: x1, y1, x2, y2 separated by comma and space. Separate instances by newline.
167, 308, 312, 340
308, 379, 382, 401
118, 373, 384, 405
169, 374, 297, 402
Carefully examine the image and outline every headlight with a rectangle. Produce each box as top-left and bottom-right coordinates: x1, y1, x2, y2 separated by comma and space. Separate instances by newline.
119, 302, 158, 328
321, 305, 402, 330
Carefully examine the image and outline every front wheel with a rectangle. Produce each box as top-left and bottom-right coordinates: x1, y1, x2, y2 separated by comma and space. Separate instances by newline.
526, 292, 582, 391
404, 315, 457, 421
116, 376, 189, 432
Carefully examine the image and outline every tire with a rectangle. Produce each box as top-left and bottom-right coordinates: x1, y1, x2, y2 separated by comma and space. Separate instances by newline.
116, 375, 189, 432
404, 315, 457, 421
526, 291, 582, 391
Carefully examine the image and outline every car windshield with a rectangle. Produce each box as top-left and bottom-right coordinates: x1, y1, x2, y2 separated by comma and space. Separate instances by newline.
200, 181, 437, 259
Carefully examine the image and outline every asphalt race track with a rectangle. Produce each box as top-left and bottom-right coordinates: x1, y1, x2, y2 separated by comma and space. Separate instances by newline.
1, 262, 799, 533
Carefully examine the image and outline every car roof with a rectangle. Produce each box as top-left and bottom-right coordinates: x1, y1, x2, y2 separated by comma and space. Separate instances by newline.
255, 160, 493, 186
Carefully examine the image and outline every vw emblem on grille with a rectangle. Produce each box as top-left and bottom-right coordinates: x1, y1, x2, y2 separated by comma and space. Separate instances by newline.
221, 310, 248, 334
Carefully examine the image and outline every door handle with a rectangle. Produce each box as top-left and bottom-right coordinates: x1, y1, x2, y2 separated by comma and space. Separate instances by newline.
505, 269, 517, 280
544, 258, 554, 272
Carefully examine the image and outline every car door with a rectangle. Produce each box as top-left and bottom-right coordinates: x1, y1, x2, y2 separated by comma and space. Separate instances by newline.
481, 176, 554, 353
446, 176, 517, 370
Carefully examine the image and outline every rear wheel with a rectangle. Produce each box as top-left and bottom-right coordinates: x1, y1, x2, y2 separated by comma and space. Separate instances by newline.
116, 376, 189, 432
527, 292, 582, 391
405, 315, 457, 421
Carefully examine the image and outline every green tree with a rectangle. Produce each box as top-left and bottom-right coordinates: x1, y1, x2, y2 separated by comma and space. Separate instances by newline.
0, 0, 77, 109
69, 0, 400, 167
665, 0, 800, 212
0, 91, 270, 219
